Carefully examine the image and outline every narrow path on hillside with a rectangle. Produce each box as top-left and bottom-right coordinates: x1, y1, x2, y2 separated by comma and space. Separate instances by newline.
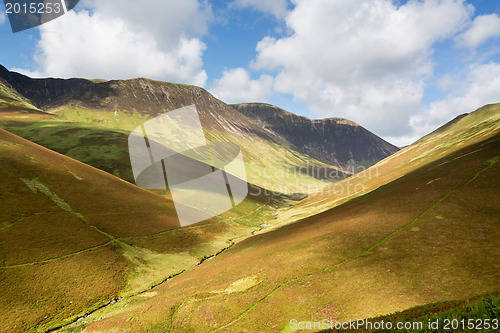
45, 196, 275, 332
0, 195, 273, 269
1, 241, 115, 269
0, 212, 43, 231
210, 154, 499, 332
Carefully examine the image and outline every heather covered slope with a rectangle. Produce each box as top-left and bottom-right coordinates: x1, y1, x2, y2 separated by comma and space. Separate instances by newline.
232, 102, 399, 170
0, 127, 177, 331
269, 103, 500, 227
58, 105, 500, 332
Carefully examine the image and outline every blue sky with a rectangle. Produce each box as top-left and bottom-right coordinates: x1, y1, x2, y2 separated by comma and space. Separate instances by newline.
1, 0, 499, 146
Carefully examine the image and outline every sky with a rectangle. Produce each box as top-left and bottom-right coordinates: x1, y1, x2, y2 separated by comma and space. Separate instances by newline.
0, 0, 499, 146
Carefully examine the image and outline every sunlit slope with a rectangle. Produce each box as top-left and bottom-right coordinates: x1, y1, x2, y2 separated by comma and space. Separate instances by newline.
0, 83, 137, 182
0, 77, 35, 108
66, 116, 500, 332
415, 103, 500, 145
272, 103, 500, 226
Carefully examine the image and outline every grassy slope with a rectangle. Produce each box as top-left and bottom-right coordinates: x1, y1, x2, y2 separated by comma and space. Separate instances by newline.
0, 83, 137, 183
60, 105, 500, 332
268, 103, 500, 229
0, 128, 280, 332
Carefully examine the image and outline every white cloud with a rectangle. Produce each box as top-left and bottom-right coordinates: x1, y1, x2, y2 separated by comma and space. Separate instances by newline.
24, 0, 211, 86
251, 0, 473, 138
210, 67, 273, 103
455, 14, 500, 49
437, 73, 461, 91
410, 62, 500, 137
0, 10, 6, 25
232, 0, 289, 19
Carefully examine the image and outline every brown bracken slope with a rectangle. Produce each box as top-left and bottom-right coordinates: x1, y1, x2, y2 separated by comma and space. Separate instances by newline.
0, 128, 181, 332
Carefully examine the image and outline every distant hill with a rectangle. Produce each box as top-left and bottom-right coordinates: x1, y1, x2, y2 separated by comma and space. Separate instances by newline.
232, 102, 399, 171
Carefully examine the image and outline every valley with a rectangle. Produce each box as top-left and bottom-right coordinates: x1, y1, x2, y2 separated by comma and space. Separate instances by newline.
58, 105, 499, 332
0, 67, 498, 332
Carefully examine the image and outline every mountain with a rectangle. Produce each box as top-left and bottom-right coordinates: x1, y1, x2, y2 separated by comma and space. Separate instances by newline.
232, 102, 399, 170
57, 104, 500, 332
0, 67, 347, 331
0, 66, 349, 195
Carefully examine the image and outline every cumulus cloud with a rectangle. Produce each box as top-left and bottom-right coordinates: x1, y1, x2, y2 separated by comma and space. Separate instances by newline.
410, 62, 500, 137
232, 0, 289, 19
251, 0, 473, 137
455, 14, 500, 49
23, 0, 211, 86
0, 10, 6, 25
210, 67, 273, 103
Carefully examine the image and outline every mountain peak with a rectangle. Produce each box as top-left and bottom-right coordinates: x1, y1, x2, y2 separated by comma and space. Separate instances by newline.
232, 102, 399, 170
235, 102, 360, 127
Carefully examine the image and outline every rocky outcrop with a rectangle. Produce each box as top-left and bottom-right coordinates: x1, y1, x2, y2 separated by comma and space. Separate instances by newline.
0, 65, 94, 108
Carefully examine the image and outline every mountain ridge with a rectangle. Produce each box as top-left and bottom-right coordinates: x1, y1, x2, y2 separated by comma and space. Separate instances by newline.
232, 102, 399, 170
0, 66, 396, 178
0, 65, 94, 108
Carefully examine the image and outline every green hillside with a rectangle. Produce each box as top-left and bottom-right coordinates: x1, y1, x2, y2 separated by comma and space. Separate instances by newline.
0, 83, 137, 182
